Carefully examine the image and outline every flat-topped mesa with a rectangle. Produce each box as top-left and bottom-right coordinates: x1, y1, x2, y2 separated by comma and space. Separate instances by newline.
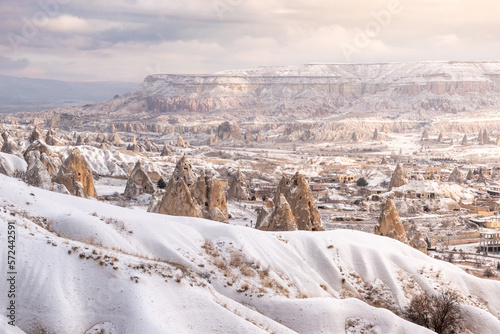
228, 170, 250, 200
124, 161, 155, 199
54, 148, 96, 198
389, 164, 408, 190
257, 172, 323, 232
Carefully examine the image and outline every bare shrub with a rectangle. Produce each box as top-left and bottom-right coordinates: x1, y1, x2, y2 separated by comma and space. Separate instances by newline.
484, 267, 497, 278
229, 251, 246, 267
404, 289, 464, 334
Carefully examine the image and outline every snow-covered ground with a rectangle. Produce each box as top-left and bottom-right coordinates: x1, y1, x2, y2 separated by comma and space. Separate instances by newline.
1, 174, 500, 333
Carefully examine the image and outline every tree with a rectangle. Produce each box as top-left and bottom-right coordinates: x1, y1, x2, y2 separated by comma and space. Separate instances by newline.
404, 289, 464, 334
356, 177, 368, 187
157, 178, 167, 189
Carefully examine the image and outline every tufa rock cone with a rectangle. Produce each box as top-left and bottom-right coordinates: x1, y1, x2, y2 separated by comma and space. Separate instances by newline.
448, 167, 462, 183
389, 164, 408, 189
228, 170, 250, 200
54, 148, 96, 198
124, 161, 155, 198
374, 199, 408, 244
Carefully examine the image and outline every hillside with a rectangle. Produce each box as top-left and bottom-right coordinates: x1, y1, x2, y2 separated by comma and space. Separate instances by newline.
1, 173, 499, 333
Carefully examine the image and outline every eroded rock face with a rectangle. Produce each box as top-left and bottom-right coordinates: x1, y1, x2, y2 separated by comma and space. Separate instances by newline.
25, 151, 53, 190
257, 172, 323, 231
421, 130, 429, 140
153, 156, 228, 222
461, 134, 468, 145
160, 145, 173, 156
124, 161, 155, 198
374, 199, 409, 244
24, 140, 51, 160
1, 132, 19, 155
228, 170, 249, 200
262, 195, 297, 231
54, 148, 96, 198
157, 177, 201, 217
46, 129, 63, 146
448, 167, 463, 183
389, 164, 408, 189
177, 136, 189, 148
108, 133, 121, 146
29, 127, 42, 143
216, 122, 241, 141
466, 169, 475, 180
405, 222, 428, 255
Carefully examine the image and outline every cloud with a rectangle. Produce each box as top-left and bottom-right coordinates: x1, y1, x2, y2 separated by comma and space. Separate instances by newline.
0, 56, 29, 70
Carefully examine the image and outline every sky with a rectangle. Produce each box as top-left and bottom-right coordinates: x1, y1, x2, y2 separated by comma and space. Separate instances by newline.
1, 0, 499, 83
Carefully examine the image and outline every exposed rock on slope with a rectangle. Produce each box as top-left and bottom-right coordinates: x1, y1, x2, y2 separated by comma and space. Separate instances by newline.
257, 195, 298, 231
375, 199, 409, 244
54, 148, 96, 198
389, 164, 408, 189
124, 161, 155, 199
24, 151, 53, 190
227, 170, 249, 200
1, 131, 19, 155
257, 172, 323, 231
160, 145, 173, 156
448, 167, 463, 183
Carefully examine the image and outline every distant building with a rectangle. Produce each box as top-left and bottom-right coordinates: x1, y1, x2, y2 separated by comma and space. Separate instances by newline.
479, 231, 500, 253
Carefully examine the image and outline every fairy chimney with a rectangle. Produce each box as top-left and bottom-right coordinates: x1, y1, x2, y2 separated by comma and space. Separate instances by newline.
374, 199, 408, 244
228, 170, 250, 200
54, 148, 96, 198
124, 161, 155, 198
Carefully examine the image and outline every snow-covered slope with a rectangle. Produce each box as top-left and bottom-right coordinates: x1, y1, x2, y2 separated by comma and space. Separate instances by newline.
1, 173, 499, 333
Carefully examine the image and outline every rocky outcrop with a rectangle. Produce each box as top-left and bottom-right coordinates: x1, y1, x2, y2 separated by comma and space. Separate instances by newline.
437, 132, 443, 143
1, 132, 20, 155
461, 134, 468, 145
257, 173, 323, 231
478, 130, 485, 145
160, 145, 173, 156
351, 131, 359, 142
29, 127, 42, 143
176, 136, 189, 148
124, 161, 155, 198
24, 140, 51, 160
389, 164, 408, 189
374, 199, 408, 244
404, 222, 428, 254
108, 133, 121, 146
227, 170, 250, 200
466, 169, 475, 180
45, 129, 63, 146
448, 167, 463, 183
421, 130, 429, 140
496, 135, 500, 146
257, 195, 297, 231
216, 122, 241, 141
483, 130, 490, 144
54, 148, 96, 198
372, 128, 382, 141
24, 151, 53, 190
152, 156, 228, 222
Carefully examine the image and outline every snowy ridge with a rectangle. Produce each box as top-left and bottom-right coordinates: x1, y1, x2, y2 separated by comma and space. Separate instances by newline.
1, 173, 500, 333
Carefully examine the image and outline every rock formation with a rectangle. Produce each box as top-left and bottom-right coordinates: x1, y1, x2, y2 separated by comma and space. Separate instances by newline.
124, 161, 155, 198
176, 136, 189, 148
496, 135, 500, 146
227, 170, 250, 200
352, 131, 359, 142
29, 127, 42, 143
24, 151, 53, 190
45, 129, 63, 146
461, 134, 468, 145
257, 195, 297, 231
152, 156, 228, 222
389, 164, 408, 189
448, 167, 462, 183
421, 130, 429, 140
257, 173, 323, 231
374, 199, 409, 244
483, 130, 490, 144
54, 148, 96, 198
216, 122, 241, 141
404, 222, 428, 254
372, 128, 382, 141
466, 169, 475, 180
478, 130, 485, 145
24, 140, 51, 160
108, 133, 121, 146
437, 132, 443, 143
1, 132, 19, 155
160, 145, 174, 156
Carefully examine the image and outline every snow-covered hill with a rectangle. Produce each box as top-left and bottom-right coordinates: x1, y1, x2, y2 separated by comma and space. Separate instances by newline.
1, 173, 499, 333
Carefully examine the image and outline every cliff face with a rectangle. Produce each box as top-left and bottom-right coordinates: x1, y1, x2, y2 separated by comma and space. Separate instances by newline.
126, 61, 500, 119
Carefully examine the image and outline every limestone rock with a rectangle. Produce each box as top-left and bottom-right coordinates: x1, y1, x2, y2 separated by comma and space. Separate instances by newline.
404, 222, 428, 255
374, 199, 408, 244
260, 172, 323, 231
448, 167, 462, 183
24, 151, 53, 190
54, 148, 96, 198
46, 129, 63, 146
228, 170, 250, 200
29, 127, 42, 143
108, 133, 121, 146
461, 134, 468, 145
1, 132, 19, 155
177, 136, 189, 148
389, 164, 408, 189
124, 161, 155, 198
421, 130, 429, 140
157, 177, 201, 217
160, 145, 174, 157
24, 140, 51, 160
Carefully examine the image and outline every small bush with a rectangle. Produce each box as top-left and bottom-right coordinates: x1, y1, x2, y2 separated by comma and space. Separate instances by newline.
157, 178, 167, 189
404, 289, 464, 334
484, 267, 496, 278
356, 177, 368, 187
